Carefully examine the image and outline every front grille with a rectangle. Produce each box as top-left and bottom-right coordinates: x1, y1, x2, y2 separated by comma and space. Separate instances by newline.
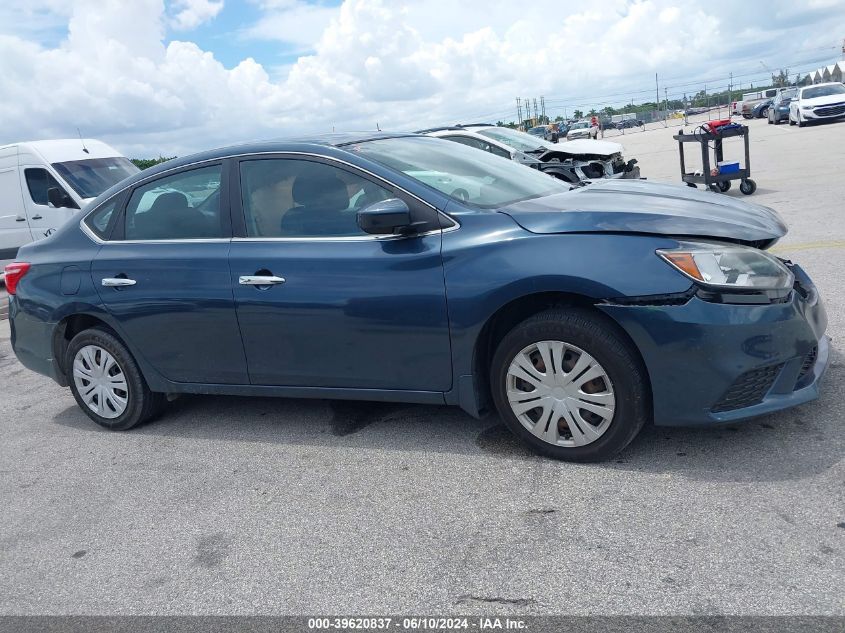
796, 346, 818, 385
712, 363, 783, 412
815, 103, 845, 117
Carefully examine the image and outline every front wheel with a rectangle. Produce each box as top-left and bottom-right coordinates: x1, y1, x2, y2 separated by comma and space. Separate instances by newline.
66, 327, 165, 430
717, 181, 731, 192
490, 309, 649, 462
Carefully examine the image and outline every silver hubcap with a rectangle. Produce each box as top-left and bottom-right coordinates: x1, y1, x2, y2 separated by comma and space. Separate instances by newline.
72, 345, 129, 419
506, 340, 616, 447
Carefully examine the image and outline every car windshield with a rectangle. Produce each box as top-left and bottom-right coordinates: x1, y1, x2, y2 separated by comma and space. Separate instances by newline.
802, 84, 845, 99
780, 89, 797, 100
349, 136, 568, 208
52, 157, 139, 199
571, 122, 589, 129
477, 127, 550, 152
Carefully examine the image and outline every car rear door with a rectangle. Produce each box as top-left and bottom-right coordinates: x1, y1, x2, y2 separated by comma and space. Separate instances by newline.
91, 161, 248, 385
228, 154, 452, 392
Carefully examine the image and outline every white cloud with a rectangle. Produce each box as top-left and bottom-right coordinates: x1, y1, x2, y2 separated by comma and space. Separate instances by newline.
0, 0, 843, 157
170, 0, 224, 30
243, 0, 338, 50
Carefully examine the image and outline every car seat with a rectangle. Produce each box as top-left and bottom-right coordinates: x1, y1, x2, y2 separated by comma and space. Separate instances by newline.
280, 173, 358, 237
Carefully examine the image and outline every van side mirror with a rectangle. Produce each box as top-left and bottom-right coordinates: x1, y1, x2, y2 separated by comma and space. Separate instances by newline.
357, 198, 415, 235
48, 187, 78, 209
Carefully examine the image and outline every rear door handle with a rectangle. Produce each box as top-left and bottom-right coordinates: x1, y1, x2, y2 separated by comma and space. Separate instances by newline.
31, 215, 43, 220
16, 216, 26, 222
239, 275, 285, 286
102, 277, 137, 287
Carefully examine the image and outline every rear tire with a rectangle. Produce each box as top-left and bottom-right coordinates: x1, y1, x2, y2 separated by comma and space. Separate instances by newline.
490, 309, 649, 462
66, 327, 165, 431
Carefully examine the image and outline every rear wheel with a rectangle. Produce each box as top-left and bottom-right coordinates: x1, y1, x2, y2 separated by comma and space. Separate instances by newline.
66, 327, 165, 430
717, 181, 731, 192
490, 309, 649, 462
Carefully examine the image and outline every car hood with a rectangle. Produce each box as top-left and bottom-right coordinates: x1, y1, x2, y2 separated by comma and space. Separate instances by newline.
541, 139, 622, 157
801, 93, 845, 107
500, 179, 787, 246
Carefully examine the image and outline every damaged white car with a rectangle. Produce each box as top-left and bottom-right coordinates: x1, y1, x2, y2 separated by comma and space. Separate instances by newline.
418, 124, 640, 184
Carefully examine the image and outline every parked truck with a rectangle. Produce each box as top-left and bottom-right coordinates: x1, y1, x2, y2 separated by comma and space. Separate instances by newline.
740, 89, 780, 118
0, 139, 138, 276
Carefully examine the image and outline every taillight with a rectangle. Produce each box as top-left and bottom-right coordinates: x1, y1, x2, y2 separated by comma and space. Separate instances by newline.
4, 262, 31, 295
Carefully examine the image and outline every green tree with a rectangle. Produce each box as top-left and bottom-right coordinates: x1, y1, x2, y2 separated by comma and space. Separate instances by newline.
573, 109, 583, 119
771, 68, 790, 88
131, 156, 176, 170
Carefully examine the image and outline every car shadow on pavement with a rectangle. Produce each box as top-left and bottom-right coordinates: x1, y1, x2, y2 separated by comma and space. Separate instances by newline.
50, 349, 843, 484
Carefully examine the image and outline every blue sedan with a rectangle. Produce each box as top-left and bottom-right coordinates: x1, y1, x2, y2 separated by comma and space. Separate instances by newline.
5, 133, 829, 461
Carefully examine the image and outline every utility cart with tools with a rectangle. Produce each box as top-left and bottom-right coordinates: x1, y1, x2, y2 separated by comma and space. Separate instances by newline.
672, 123, 756, 195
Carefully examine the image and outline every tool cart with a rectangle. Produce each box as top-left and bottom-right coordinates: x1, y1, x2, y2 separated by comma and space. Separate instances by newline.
672, 123, 756, 194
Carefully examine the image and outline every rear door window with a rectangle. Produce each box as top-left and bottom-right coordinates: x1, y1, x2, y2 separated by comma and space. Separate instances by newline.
123, 165, 224, 240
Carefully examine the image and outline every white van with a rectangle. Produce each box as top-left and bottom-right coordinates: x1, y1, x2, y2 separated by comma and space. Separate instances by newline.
0, 139, 139, 276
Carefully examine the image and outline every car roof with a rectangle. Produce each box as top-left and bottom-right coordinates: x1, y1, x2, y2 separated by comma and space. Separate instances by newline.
0, 139, 123, 162
85, 131, 424, 207
134, 131, 416, 177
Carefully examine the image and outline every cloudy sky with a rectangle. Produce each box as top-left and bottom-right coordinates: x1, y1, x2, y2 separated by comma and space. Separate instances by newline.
1, 0, 843, 157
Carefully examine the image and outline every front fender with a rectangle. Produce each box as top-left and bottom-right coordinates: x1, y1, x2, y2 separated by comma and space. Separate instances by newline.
441, 214, 692, 406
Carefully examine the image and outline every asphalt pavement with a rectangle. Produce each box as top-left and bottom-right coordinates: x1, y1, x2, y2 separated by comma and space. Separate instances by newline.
0, 115, 843, 616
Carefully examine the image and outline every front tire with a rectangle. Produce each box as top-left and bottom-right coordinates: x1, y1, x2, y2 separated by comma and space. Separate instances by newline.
490, 309, 649, 462
66, 327, 164, 431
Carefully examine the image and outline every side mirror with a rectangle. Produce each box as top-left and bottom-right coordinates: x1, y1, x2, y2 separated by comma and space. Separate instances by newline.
47, 187, 77, 209
357, 198, 414, 235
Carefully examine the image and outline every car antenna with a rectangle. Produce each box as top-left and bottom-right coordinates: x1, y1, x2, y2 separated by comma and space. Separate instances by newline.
77, 128, 90, 154
376, 122, 381, 131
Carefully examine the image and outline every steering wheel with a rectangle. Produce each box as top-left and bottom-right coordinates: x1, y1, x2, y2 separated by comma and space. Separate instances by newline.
451, 188, 469, 201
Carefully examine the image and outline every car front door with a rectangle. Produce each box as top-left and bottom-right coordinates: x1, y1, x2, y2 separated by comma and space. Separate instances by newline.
229, 155, 452, 392
91, 161, 249, 385
20, 167, 79, 239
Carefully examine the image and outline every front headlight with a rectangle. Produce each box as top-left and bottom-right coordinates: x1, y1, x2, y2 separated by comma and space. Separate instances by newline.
801, 105, 813, 110
657, 242, 794, 290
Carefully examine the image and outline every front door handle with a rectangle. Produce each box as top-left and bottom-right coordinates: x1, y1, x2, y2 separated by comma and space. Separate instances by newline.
31, 215, 43, 220
239, 275, 286, 286
102, 277, 137, 287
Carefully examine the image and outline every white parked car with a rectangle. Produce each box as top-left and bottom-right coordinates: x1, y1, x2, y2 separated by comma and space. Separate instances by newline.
0, 139, 138, 276
420, 124, 639, 184
788, 82, 845, 127
566, 121, 599, 140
